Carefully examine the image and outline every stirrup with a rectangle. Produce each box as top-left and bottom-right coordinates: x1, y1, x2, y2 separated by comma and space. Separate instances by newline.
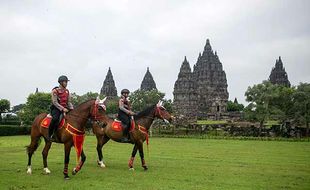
120, 137, 131, 143
48, 133, 56, 142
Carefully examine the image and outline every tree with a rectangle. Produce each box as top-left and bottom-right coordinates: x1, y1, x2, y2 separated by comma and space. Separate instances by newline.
12, 104, 25, 113
105, 98, 119, 115
0, 99, 10, 121
269, 85, 295, 123
71, 92, 100, 107
292, 83, 310, 136
19, 93, 51, 124
227, 99, 244, 112
244, 81, 279, 128
162, 99, 173, 113
129, 89, 165, 112
71, 92, 119, 114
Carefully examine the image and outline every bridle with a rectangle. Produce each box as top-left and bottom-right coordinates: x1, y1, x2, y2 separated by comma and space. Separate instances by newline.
137, 105, 169, 124
91, 102, 106, 122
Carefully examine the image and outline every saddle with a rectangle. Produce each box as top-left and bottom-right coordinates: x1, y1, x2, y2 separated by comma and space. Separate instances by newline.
40, 114, 65, 129
111, 119, 135, 132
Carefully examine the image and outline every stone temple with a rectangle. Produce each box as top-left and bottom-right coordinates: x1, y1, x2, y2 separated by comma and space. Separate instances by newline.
100, 67, 118, 99
268, 56, 291, 87
173, 39, 229, 121
140, 67, 157, 91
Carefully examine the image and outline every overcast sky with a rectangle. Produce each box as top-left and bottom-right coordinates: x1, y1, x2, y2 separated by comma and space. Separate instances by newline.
0, 0, 309, 106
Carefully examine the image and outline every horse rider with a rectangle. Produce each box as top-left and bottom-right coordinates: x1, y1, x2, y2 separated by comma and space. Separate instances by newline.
118, 89, 135, 141
48, 75, 74, 141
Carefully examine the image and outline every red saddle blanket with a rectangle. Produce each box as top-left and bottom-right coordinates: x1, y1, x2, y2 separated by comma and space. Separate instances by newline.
111, 119, 135, 132
40, 114, 65, 129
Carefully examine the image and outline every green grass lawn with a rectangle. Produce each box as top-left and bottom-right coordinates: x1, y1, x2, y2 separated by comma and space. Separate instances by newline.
0, 136, 309, 190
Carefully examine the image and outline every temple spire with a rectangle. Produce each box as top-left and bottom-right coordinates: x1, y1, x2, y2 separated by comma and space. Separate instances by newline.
180, 56, 191, 73
269, 56, 290, 87
204, 39, 212, 52
100, 67, 118, 99
140, 67, 157, 91
174, 39, 229, 120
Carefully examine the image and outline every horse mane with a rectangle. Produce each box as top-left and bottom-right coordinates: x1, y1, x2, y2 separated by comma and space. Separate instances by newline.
134, 104, 157, 120
70, 99, 95, 111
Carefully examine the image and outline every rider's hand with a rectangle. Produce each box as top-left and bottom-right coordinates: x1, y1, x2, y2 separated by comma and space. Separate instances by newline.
129, 111, 135, 116
63, 108, 69, 113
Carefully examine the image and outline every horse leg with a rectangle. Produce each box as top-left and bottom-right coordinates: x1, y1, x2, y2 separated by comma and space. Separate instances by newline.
72, 149, 86, 175
97, 135, 110, 168
63, 142, 72, 180
137, 142, 148, 171
42, 139, 52, 174
128, 144, 138, 170
26, 135, 41, 174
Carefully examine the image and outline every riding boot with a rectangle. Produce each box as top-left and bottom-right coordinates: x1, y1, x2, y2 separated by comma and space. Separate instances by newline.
51, 127, 58, 142
120, 125, 131, 143
48, 125, 55, 141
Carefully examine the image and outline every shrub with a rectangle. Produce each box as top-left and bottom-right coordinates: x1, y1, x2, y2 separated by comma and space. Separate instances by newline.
0, 125, 31, 136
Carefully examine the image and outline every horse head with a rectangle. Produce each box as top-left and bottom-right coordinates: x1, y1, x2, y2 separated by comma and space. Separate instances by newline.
155, 100, 173, 124
95, 96, 107, 111
92, 97, 107, 121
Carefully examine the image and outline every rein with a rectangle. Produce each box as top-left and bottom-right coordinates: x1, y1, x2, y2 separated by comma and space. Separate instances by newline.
135, 106, 163, 121
65, 103, 105, 121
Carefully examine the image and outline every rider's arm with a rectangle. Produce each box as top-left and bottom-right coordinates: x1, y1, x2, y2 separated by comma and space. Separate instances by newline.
127, 100, 132, 110
51, 89, 65, 111
119, 99, 130, 114
67, 92, 74, 110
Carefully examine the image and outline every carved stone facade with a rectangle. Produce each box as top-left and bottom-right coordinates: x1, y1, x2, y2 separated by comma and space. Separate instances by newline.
173, 39, 229, 120
140, 67, 157, 91
100, 67, 118, 99
269, 56, 291, 87
173, 57, 198, 121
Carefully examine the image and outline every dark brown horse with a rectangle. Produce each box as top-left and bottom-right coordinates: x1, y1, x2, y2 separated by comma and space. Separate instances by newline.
92, 101, 173, 170
26, 98, 106, 179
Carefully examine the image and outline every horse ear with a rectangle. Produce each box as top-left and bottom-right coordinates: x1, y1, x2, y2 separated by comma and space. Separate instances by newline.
157, 100, 163, 107
100, 97, 107, 104
95, 96, 100, 104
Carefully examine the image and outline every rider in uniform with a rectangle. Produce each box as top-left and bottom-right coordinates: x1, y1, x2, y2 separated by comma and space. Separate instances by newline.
48, 75, 74, 141
118, 89, 135, 142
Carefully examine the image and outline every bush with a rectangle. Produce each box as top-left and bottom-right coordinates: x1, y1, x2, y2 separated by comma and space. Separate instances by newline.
0, 125, 31, 136
0, 120, 21, 125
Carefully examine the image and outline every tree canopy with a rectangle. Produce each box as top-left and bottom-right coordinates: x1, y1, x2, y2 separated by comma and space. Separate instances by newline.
19, 93, 51, 124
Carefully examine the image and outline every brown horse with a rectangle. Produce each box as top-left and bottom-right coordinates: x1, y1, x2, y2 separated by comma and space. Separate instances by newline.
92, 101, 173, 170
26, 98, 106, 179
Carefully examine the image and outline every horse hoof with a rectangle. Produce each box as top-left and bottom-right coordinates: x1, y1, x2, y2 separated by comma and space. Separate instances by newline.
64, 176, 70, 180
143, 166, 148, 171
129, 167, 135, 171
26, 166, 32, 175
72, 168, 77, 175
98, 161, 106, 168
43, 168, 51, 175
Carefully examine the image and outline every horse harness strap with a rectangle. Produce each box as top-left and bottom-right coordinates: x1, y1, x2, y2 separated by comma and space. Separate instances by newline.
155, 106, 163, 119
138, 125, 149, 145
64, 122, 85, 164
65, 123, 85, 136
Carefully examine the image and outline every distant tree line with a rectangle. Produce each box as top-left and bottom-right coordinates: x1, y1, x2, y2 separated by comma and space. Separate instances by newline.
244, 81, 310, 135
